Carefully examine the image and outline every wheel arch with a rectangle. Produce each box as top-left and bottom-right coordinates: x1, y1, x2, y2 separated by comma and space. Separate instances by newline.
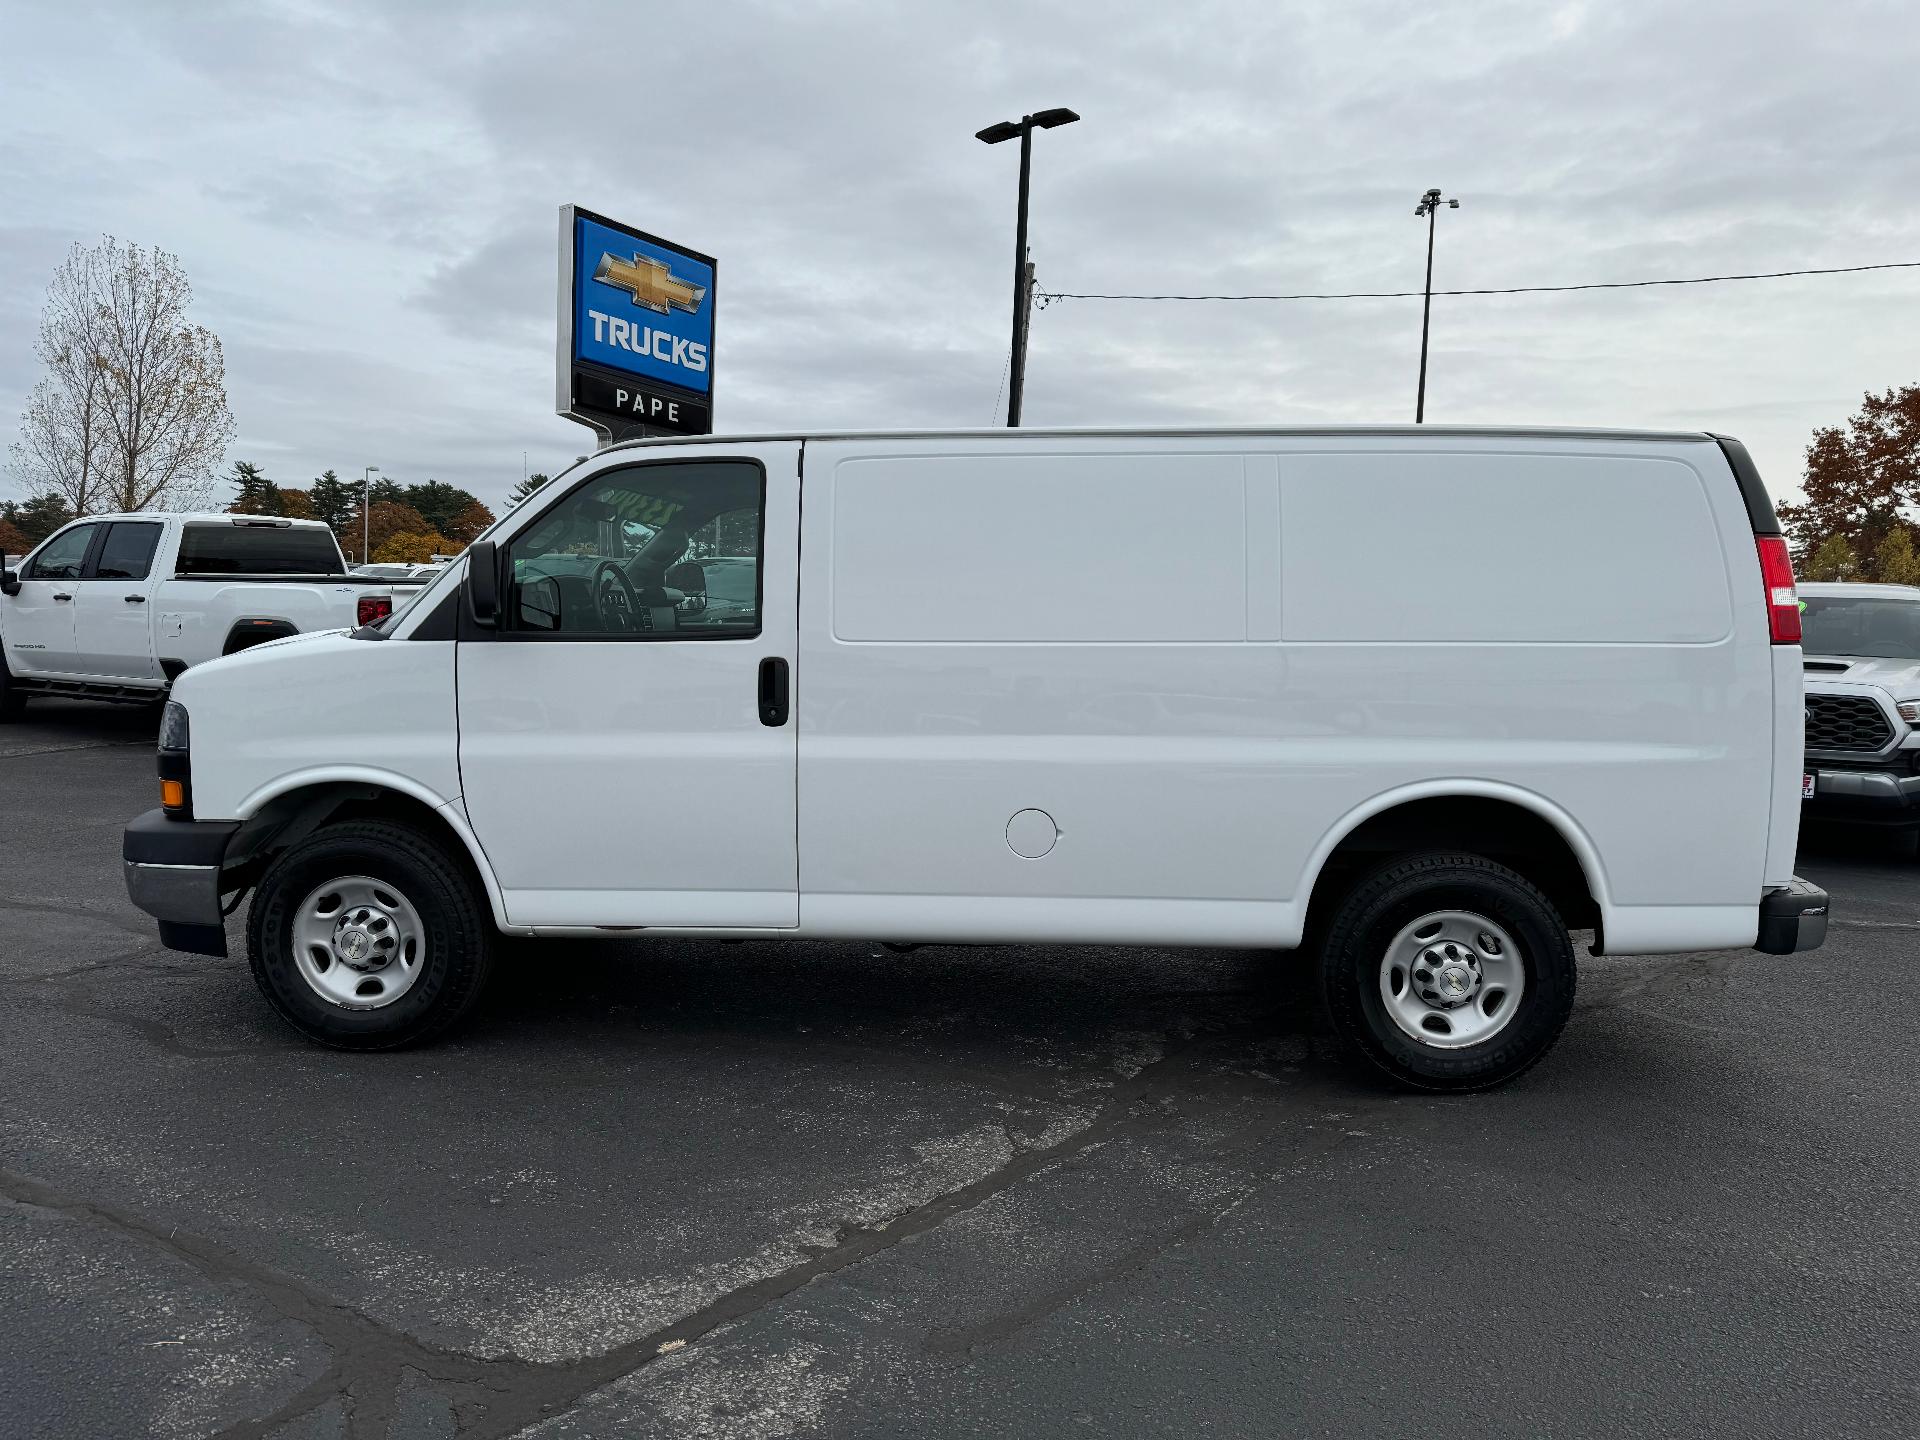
1298, 781, 1611, 946
226, 770, 508, 930
223, 618, 301, 655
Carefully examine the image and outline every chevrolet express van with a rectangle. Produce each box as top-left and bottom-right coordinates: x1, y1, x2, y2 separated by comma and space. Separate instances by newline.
122, 427, 1828, 1090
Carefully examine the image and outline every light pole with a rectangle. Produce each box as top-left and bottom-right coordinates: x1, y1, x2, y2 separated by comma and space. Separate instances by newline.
1413, 187, 1460, 423
362, 466, 380, 564
976, 107, 1080, 427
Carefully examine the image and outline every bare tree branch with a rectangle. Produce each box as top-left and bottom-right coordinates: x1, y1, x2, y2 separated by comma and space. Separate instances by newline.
7, 236, 233, 516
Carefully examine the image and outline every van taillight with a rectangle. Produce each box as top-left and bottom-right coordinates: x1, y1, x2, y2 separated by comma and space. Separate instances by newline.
1756, 536, 1800, 644
357, 595, 393, 626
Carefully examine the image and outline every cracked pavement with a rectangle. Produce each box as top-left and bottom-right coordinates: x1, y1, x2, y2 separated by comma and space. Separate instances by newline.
2, 700, 1917, 1438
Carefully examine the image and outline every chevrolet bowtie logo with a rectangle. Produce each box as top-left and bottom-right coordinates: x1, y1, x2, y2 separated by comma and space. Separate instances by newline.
594, 252, 707, 316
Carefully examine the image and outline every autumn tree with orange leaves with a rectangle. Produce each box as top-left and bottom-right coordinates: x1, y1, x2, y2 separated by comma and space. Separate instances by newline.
1778, 384, 1920, 581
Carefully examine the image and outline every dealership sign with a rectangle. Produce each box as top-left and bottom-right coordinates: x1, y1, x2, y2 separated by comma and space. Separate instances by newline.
556, 204, 716, 439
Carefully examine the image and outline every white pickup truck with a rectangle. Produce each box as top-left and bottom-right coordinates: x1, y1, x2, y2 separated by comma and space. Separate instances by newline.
0, 512, 424, 717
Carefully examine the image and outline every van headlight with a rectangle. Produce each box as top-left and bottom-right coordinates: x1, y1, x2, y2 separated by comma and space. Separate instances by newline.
1899, 701, 1919, 724
159, 701, 190, 753
158, 702, 191, 816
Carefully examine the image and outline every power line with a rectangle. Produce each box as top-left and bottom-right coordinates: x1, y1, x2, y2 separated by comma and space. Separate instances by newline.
989, 341, 1012, 425
1035, 259, 1920, 305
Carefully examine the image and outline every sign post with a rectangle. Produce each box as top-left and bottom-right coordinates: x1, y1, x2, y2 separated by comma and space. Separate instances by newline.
556, 204, 717, 445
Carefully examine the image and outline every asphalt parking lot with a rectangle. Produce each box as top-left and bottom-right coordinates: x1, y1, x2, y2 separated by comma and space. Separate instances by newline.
3, 699, 1917, 1440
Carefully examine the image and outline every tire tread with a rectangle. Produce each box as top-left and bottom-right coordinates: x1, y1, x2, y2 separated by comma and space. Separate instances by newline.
1320, 851, 1576, 1093
247, 819, 493, 1050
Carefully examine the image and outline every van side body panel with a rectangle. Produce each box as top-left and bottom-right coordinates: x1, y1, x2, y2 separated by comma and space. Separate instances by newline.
797, 433, 1775, 953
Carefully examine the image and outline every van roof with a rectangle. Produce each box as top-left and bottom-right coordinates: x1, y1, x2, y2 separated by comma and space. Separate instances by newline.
596, 423, 1720, 455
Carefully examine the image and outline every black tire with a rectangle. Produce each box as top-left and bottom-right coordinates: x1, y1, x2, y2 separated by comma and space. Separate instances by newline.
0, 656, 26, 723
247, 820, 494, 1050
1318, 852, 1576, 1092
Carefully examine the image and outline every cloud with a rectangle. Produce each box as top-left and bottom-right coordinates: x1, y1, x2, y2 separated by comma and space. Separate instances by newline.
2, 0, 1918, 508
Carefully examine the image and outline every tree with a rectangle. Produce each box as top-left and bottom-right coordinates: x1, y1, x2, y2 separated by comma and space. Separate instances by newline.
347, 499, 434, 563
7, 237, 234, 515
277, 488, 315, 520
507, 472, 551, 509
228, 460, 282, 516
1778, 384, 1920, 566
1873, 526, 1920, 587
309, 470, 356, 535
0, 517, 29, 557
0, 494, 76, 546
367, 477, 405, 508
374, 530, 455, 565
443, 499, 494, 546
402, 480, 487, 537
1802, 534, 1858, 582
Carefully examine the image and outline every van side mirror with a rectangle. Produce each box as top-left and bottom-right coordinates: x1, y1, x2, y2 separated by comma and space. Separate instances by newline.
467, 541, 500, 627
1, 556, 19, 597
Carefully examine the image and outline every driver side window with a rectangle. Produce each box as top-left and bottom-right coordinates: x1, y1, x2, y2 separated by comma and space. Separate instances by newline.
504, 460, 763, 640
27, 524, 97, 580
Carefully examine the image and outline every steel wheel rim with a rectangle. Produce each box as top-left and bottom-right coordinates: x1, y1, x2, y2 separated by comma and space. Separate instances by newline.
1378, 909, 1526, 1050
290, 875, 426, 1010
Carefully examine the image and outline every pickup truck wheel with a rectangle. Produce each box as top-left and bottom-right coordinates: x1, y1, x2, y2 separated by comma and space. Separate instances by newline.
248, 821, 493, 1049
0, 659, 25, 722
1319, 853, 1576, 1093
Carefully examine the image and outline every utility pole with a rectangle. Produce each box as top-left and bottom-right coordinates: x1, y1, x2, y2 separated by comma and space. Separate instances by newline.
1019, 257, 1035, 407
362, 465, 380, 564
977, 107, 1080, 427
1413, 188, 1460, 423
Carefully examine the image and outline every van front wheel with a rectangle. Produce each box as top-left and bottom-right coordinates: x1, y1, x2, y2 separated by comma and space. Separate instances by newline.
1319, 853, 1576, 1092
248, 820, 494, 1050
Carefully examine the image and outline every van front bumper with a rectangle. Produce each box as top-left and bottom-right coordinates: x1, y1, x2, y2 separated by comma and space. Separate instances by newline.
1755, 877, 1830, 955
123, 808, 239, 957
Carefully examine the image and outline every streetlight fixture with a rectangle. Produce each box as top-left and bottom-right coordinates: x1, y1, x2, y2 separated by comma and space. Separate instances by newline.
362, 466, 380, 564
976, 106, 1080, 427
1412, 187, 1460, 424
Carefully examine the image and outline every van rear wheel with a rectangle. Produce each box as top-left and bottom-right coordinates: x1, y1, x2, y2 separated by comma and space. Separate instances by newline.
1319, 853, 1575, 1092
248, 820, 494, 1050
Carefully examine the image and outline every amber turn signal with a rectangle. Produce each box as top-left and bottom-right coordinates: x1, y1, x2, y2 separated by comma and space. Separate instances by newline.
161, 779, 186, 810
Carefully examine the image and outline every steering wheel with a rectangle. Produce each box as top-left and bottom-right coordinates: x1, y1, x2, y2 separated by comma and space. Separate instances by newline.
591, 561, 649, 633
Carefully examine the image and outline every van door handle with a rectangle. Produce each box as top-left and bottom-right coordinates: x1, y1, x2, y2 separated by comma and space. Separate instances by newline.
53, 592, 73, 602
124, 594, 147, 604
757, 657, 789, 727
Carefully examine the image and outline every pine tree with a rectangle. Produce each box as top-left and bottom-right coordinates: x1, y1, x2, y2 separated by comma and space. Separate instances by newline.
228, 460, 282, 516
309, 469, 356, 535
507, 472, 550, 508
1873, 526, 1920, 587
3, 494, 76, 544
403, 479, 486, 537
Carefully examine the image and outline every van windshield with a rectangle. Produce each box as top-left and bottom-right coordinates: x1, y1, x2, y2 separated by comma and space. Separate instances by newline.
1800, 595, 1920, 660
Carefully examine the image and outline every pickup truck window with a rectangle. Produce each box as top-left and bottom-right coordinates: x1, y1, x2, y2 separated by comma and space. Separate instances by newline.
27, 524, 98, 579
1801, 595, 1920, 660
93, 522, 163, 581
504, 461, 763, 639
177, 524, 345, 576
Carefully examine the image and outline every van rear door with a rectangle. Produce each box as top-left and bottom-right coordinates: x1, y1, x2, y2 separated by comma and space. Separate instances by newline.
456, 442, 800, 929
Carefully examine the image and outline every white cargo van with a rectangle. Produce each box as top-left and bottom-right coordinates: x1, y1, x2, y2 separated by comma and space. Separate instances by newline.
122, 427, 1828, 1090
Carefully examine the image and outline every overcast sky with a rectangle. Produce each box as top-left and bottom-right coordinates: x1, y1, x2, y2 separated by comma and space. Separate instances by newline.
3, 0, 1918, 513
